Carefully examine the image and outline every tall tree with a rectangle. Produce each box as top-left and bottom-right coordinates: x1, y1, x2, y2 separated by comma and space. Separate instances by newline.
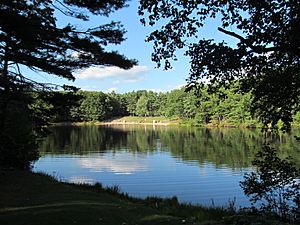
182, 91, 198, 119
146, 91, 158, 116
1, 0, 136, 90
165, 89, 186, 118
139, 0, 300, 130
0, 0, 136, 169
124, 91, 139, 116
135, 95, 149, 117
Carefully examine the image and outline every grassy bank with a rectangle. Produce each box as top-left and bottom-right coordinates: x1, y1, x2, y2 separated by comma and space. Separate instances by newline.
100, 116, 182, 125
53, 116, 260, 128
0, 169, 295, 225
0, 169, 228, 225
53, 116, 182, 126
96, 116, 300, 129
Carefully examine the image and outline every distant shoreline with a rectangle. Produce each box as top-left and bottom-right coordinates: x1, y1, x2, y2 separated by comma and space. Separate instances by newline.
52, 121, 177, 126
99, 122, 171, 126
50, 116, 257, 128
52, 116, 182, 126
51, 116, 300, 129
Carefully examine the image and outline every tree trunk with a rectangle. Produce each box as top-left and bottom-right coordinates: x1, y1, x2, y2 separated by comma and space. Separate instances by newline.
0, 44, 10, 130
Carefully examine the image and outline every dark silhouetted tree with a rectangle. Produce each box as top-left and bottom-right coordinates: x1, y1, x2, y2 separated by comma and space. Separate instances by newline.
0, 0, 136, 169
139, 0, 300, 130
240, 145, 300, 221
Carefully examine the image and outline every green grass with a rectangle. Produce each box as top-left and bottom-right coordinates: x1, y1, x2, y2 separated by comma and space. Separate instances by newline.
54, 116, 263, 128
102, 116, 182, 124
0, 169, 294, 225
0, 169, 230, 225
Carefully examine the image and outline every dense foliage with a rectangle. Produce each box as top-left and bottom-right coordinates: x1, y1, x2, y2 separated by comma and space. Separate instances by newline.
0, 93, 39, 169
41, 86, 257, 127
0, 0, 135, 169
138, 0, 300, 130
42, 85, 300, 128
241, 145, 300, 221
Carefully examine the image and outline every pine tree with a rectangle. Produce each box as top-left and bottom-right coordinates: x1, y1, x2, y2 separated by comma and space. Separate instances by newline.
0, 0, 136, 169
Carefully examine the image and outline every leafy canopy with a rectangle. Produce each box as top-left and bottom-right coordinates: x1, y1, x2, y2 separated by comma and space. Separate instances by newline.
0, 0, 136, 169
138, 0, 300, 130
0, 0, 136, 90
240, 145, 300, 221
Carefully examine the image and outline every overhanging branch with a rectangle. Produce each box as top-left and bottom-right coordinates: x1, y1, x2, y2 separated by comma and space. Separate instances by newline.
218, 27, 278, 53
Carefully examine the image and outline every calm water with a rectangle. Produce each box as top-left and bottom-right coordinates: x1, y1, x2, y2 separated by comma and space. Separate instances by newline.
33, 125, 300, 207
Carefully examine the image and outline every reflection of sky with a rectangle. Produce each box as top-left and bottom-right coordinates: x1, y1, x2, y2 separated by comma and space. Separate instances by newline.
69, 175, 95, 184
77, 152, 149, 174
33, 150, 252, 208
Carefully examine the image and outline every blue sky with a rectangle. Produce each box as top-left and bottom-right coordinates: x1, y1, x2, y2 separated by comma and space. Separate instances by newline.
27, 0, 237, 93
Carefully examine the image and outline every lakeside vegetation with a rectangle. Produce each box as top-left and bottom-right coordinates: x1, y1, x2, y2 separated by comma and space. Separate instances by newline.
34, 84, 300, 129
1, 1, 299, 224
34, 85, 300, 128
0, 169, 233, 225
0, 169, 296, 225
74, 116, 182, 125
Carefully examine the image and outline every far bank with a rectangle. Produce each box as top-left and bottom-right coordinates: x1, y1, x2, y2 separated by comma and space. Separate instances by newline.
52, 116, 263, 128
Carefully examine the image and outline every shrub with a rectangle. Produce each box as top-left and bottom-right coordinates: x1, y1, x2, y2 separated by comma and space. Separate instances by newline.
240, 145, 300, 221
0, 95, 39, 169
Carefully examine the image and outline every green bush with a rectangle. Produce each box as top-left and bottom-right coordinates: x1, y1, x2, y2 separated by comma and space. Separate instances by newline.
0, 96, 39, 169
240, 145, 300, 221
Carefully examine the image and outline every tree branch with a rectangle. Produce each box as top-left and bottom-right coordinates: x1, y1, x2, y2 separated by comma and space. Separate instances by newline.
218, 27, 278, 53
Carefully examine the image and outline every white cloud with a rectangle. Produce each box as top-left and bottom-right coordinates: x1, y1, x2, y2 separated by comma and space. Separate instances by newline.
173, 83, 186, 90
77, 153, 148, 175
144, 84, 187, 93
80, 85, 99, 91
75, 65, 149, 84
106, 87, 118, 93
112, 76, 145, 84
148, 88, 165, 93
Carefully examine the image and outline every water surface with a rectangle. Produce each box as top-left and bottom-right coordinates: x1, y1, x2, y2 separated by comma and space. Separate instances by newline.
33, 125, 300, 207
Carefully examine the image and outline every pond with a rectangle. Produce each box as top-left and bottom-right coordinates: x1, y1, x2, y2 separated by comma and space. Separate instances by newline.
33, 125, 300, 208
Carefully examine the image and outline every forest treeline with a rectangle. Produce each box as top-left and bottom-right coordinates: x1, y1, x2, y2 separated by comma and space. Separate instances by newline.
35, 85, 300, 127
